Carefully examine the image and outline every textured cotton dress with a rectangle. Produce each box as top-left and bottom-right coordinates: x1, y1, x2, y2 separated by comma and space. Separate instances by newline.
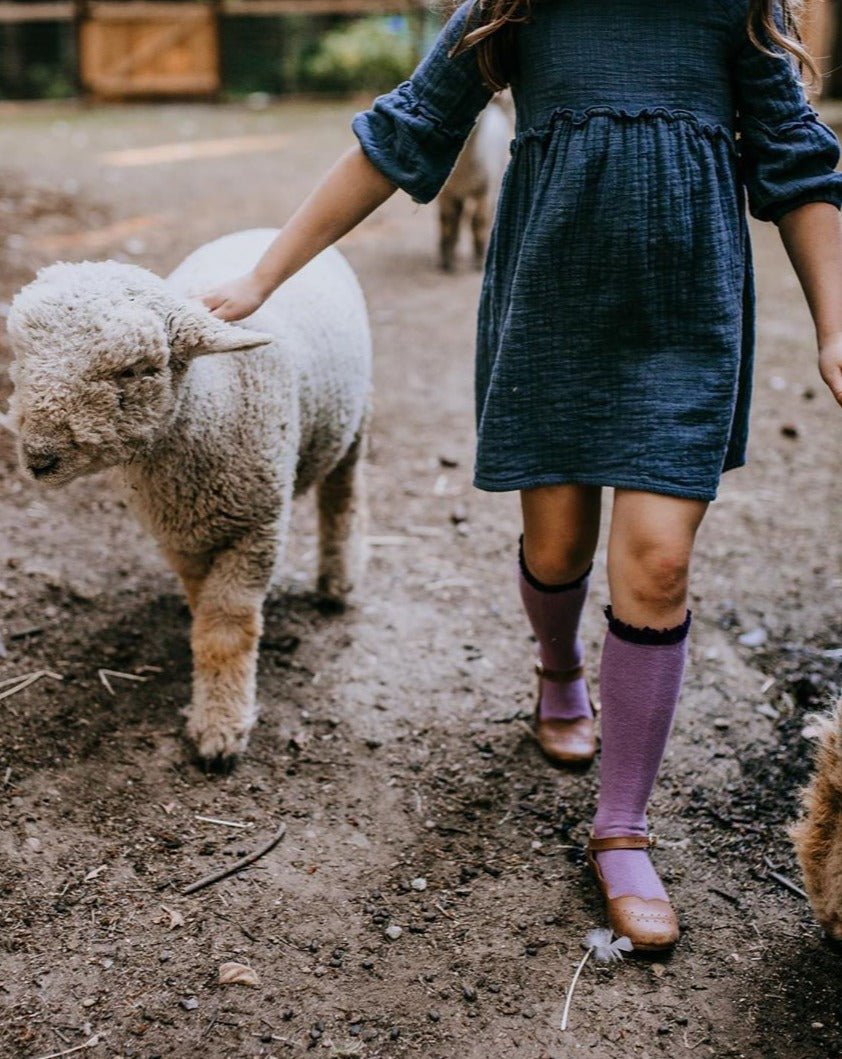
352, 1, 842, 500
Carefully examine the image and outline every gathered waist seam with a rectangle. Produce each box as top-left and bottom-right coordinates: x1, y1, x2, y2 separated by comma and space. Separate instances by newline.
512, 105, 736, 152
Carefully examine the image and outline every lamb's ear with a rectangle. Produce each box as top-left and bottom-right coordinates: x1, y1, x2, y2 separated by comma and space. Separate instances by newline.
165, 299, 273, 361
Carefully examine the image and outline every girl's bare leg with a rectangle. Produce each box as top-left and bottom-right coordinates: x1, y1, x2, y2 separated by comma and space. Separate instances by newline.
518, 484, 602, 762
520, 483, 602, 585
606, 489, 707, 630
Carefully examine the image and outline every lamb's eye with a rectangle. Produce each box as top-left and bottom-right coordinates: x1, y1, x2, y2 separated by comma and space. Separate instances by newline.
116, 364, 159, 382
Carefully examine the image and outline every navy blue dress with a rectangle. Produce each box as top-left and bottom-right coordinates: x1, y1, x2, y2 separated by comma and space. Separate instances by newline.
352, 1, 842, 500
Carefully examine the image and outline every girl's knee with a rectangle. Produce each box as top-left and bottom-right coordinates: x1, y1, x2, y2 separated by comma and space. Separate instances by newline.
522, 537, 594, 586
619, 544, 691, 612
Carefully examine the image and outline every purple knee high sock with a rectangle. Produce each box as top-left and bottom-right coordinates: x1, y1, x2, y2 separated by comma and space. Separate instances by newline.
592, 607, 690, 901
517, 542, 592, 722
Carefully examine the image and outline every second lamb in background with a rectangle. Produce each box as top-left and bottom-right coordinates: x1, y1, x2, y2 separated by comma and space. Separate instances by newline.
437, 92, 513, 272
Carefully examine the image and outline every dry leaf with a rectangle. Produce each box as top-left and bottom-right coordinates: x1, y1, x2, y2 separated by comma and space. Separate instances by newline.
155, 904, 184, 930
218, 961, 260, 987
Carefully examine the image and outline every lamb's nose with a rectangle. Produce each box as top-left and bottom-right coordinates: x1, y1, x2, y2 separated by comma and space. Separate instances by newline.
25, 449, 60, 477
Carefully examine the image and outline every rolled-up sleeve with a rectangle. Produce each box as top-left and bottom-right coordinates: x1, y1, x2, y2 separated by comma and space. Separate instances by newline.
735, 6, 842, 223
352, 1, 493, 204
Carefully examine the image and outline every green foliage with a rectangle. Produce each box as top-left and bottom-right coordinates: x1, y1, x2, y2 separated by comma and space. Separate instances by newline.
301, 17, 416, 94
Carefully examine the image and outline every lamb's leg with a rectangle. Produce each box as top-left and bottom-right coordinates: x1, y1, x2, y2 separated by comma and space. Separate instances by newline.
162, 548, 213, 613
438, 193, 463, 272
470, 189, 490, 270
182, 532, 278, 772
316, 423, 368, 607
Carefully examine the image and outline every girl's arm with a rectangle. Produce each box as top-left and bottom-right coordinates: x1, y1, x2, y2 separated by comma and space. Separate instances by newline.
778, 201, 842, 406
202, 145, 397, 321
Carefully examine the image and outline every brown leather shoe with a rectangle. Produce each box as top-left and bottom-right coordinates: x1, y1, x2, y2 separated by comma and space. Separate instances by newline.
586, 835, 679, 952
533, 661, 596, 766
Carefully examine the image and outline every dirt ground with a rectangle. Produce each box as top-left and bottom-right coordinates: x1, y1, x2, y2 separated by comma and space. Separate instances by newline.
0, 98, 841, 1059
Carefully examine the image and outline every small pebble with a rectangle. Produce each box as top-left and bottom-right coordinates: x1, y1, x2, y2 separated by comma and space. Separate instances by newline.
410, 877, 427, 891
428, 1010, 440, 1023
179, 997, 198, 1011
738, 626, 767, 648
385, 924, 403, 941
713, 718, 731, 730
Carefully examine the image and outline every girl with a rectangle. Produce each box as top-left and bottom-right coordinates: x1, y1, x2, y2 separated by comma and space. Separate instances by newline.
202, 0, 842, 951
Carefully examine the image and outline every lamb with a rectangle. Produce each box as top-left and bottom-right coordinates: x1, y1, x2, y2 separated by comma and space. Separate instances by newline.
437, 93, 513, 272
789, 697, 842, 939
6, 228, 372, 772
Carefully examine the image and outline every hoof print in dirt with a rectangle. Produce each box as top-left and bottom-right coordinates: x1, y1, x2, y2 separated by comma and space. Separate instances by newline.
7, 229, 372, 766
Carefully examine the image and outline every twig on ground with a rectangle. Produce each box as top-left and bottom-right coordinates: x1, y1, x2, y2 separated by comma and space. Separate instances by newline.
516, 718, 537, 743
32, 1036, 103, 1059
182, 821, 287, 895
195, 815, 251, 829
0, 670, 63, 702
763, 856, 808, 900
98, 669, 149, 695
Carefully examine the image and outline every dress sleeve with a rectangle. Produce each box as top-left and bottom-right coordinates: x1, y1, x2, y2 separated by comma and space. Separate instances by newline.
351, 1, 494, 204
734, 5, 842, 223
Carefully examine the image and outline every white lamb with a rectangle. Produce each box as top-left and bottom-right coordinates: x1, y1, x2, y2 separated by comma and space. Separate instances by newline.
437, 93, 513, 272
6, 229, 372, 771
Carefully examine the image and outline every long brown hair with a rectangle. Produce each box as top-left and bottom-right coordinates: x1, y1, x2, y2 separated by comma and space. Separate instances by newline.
451, 0, 818, 93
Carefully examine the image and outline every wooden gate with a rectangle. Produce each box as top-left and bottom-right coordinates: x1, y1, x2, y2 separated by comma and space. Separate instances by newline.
77, 1, 220, 100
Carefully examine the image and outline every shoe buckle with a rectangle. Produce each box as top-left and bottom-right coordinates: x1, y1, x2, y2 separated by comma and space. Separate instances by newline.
647, 834, 658, 849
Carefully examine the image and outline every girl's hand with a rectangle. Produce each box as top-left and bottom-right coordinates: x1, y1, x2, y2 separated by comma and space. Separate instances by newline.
818, 333, 842, 407
200, 272, 272, 322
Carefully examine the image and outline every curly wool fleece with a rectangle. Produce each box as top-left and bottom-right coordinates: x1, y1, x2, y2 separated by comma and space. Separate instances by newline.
7, 229, 372, 768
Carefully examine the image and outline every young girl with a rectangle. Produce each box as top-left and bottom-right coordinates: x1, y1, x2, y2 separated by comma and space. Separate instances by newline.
203, 0, 842, 951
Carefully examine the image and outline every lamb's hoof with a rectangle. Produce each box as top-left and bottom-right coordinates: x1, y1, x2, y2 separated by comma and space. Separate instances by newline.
197, 751, 239, 775
315, 594, 347, 615
186, 716, 250, 770
315, 574, 350, 613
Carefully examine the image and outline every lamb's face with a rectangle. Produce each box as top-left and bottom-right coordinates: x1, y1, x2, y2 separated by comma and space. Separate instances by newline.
7, 263, 177, 486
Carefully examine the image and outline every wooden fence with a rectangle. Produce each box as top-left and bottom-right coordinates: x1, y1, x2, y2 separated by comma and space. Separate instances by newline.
0, 0, 426, 99
0, 0, 837, 100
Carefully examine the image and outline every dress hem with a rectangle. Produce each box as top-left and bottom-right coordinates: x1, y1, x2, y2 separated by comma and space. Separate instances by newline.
471, 465, 746, 501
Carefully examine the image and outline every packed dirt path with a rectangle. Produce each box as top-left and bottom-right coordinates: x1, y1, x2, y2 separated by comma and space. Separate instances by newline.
0, 99, 840, 1059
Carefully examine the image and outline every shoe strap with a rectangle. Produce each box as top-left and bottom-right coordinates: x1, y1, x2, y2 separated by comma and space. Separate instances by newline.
587, 834, 657, 853
535, 661, 584, 684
